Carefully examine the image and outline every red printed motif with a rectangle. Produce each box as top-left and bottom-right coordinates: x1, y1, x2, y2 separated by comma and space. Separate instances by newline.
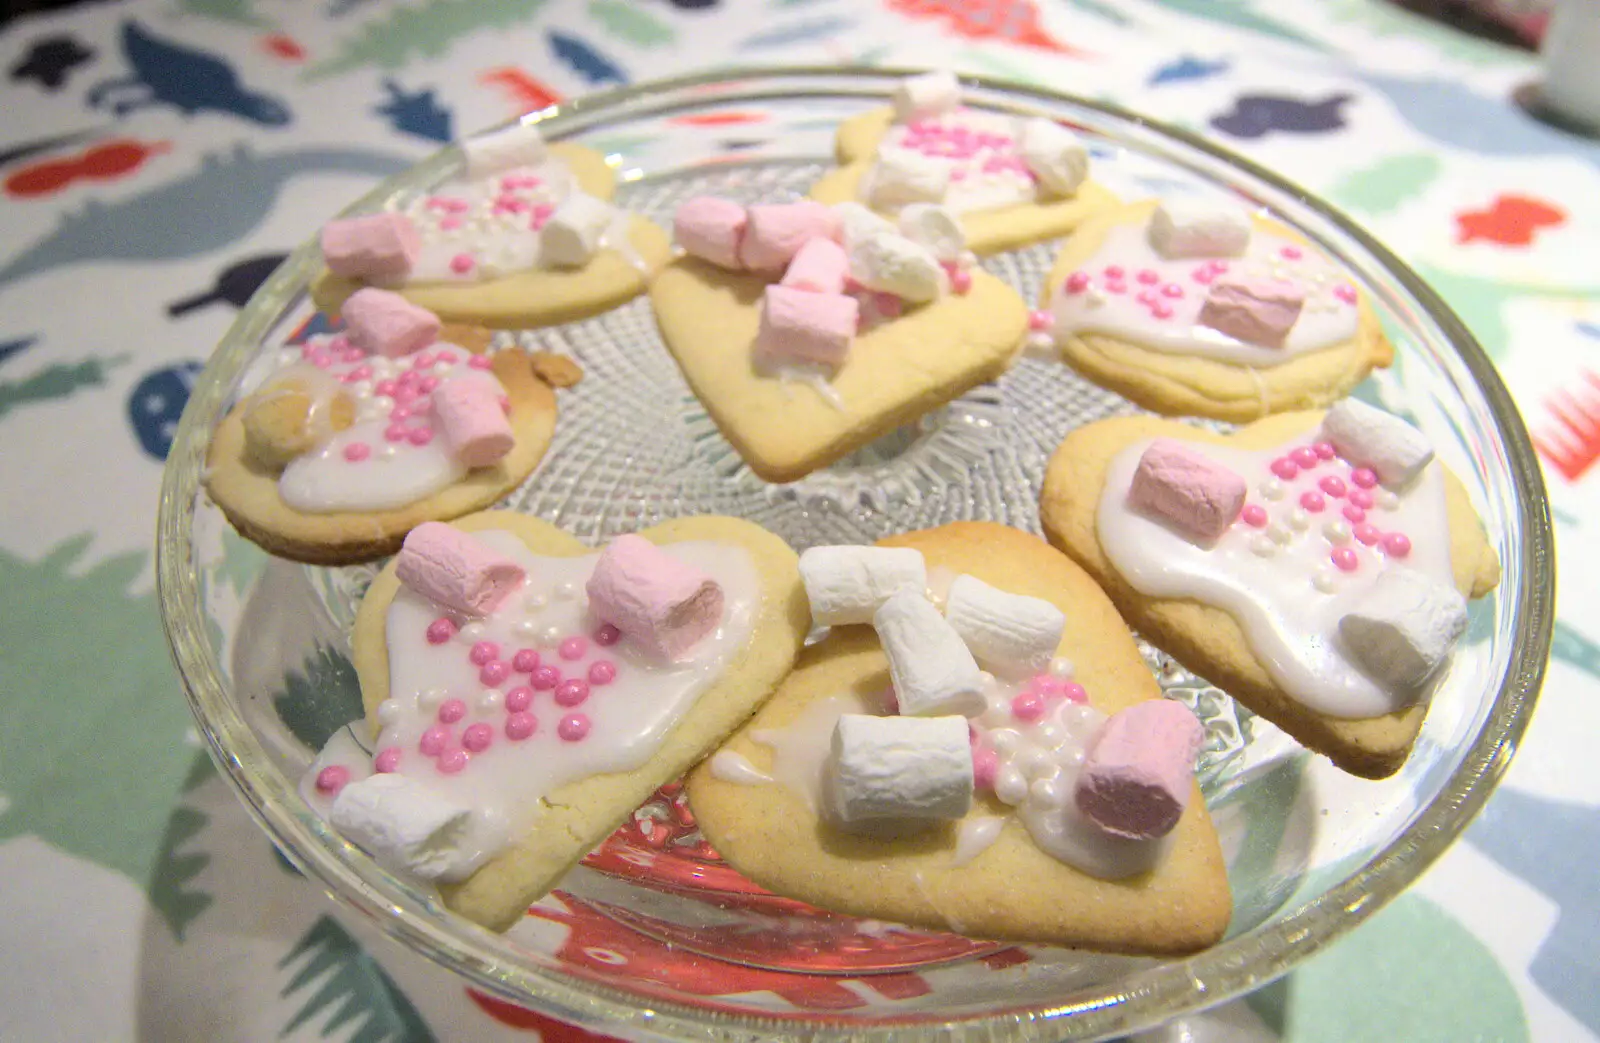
480, 67, 564, 113
1454, 193, 1565, 246
1533, 370, 1600, 482
884, 0, 1092, 55
4, 139, 171, 199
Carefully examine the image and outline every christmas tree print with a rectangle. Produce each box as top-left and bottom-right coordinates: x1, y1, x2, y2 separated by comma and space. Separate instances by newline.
278, 916, 437, 1042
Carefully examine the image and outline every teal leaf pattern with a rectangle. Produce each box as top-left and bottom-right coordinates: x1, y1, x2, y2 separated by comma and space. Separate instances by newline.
148, 809, 212, 940
273, 646, 366, 751
279, 916, 438, 1042
304, 0, 550, 80
0, 355, 126, 421
174, 0, 270, 28
1327, 153, 1442, 216
1151, 0, 1328, 51
586, 0, 675, 46
1552, 620, 1600, 679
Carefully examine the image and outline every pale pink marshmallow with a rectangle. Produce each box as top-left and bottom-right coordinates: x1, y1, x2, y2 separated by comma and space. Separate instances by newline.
780, 237, 851, 295
1127, 439, 1247, 540
1074, 700, 1203, 841
674, 196, 747, 270
585, 534, 724, 661
320, 213, 421, 280
1197, 276, 1306, 348
340, 287, 441, 358
396, 522, 526, 617
738, 202, 843, 272
752, 285, 858, 372
433, 377, 514, 467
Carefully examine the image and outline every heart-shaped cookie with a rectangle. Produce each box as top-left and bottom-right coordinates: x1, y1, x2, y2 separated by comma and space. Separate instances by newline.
1040, 412, 1501, 778
326, 511, 809, 931
686, 522, 1231, 954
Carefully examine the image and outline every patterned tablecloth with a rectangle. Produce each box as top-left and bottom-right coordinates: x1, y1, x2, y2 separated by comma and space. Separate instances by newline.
0, 0, 1595, 1039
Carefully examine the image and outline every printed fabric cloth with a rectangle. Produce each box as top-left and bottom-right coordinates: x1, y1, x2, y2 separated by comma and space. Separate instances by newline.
0, 0, 1595, 1040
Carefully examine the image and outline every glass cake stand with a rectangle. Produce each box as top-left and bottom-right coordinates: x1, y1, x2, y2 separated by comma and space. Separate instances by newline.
156, 68, 1554, 1042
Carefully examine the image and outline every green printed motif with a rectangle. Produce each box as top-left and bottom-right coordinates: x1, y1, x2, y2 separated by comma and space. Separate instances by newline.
1324, 0, 1524, 65
1215, 757, 1308, 935
1149, 0, 1328, 51
274, 647, 366, 751
0, 356, 125, 421
279, 916, 437, 1042
586, 0, 675, 46
305, 0, 550, 80
174, 0, 269, 28
1327, 153, 1442, 217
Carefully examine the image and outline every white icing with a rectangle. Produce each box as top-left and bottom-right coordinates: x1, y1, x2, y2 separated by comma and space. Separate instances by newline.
708, 750, 773, 785
862, 108, 1043, 216
1047, 224, 1360, 366
1097, 436, 1455, 718
951, 815, 1004, 867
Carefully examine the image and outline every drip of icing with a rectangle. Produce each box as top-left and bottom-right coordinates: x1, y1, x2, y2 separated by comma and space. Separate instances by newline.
709, 750, 773, 785
951, 815, 1004, 867
1049, 225, 1358, 365
756, 362, 848, 412
923, 565, 961, 610
864, 108, 1041, 216
599, 207, 649, 275
1098, 436, 1454, 717
748, 692, 878, 814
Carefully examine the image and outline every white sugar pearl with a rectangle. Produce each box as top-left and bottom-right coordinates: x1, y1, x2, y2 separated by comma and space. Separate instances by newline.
994, 766, 1028, 806
277, 349, 299, 367
458, 622, 485, 643
376, 699, 402, 726
1268, 524, 1292, 546
351, 380, 373, 398
379, 445, 397, 460
540, 625, 563, 647
1377, 490, 1400, 510
513, 619, 540, 638
1324, 521, 1351, 544
989, 729, 1021, 755
1029, 777, 1066, 807
524, 593, 548, 612
1019, 748, 1056, 780
1260, 478, 1285, 501
554, 581, 578, 600
1251, 535, 1277, 557
372, 394, 395, 412
1036, 721, 1067, 748
477, 688, 503, 713
1048, 657, 1074, 677
1061, 745, 1086, 768
1313, 569, 1339, 594
1289, 508, 1310, 531
418, 687, 448, 711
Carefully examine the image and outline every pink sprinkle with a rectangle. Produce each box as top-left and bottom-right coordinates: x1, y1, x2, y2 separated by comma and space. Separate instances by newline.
1152, 302, 1174, 319
1350, 467, 1378, 489
1319, 476, 1347, 498
469, 641, 500, 666
1300, 491, 1326, 512
419, 376, 439, 394
1212, 261, 1230, 274
343, 442, 372, 463
1343, 504, 1367, 523
1270, 458, 1299, 480
314, 765, 350, 795
384, 424, 408, 443
440, 216, 463, 231
505, 686, 534, 713
594, 624, 622, 647
426, 618, 456, 645
374, 747, 401, 773
1331, 547, 1360, 572
348, 364, 373, 381
468, 354, 493, 370
1011, 691, 1046, 722
531, 665, 561, 691
973, 747, 999, 789
559, 636, 588, 661
1241, 504, 1269, 528
512, 649, 540, 673
1065, 271, 1090, 294
1354, 523, 1381, 546
950, 268, 972, 294
1193, 267, 1217, 285
419, 725, 449, 756
392, 385, 419, 406
588, 660, 617, 685
1104, 280, 1126, 295
558, 714, 591, 742
437, 748, 469, 774
309, 350, 332, 369
375, 379, 397, 397
1136, 289, 1157, 306
1061, 682, 1088, 705
1349, 488, 1375, 510
1334, 284, 1358, 305
505, 713, 537, 741
555, 679, 590, 707
479, 660, 509, 686
1103, 265, 1124, 279
1280, 246, 1304, 260
462, 723, 494, 753
1136, 269, 1160, 285
1382, 533, 1412, 558
438, 699, 467, 724
449, 253, 476, 275
1162, 282, 1184, 298
415, 352, 434, 369
407, 426, 435, 447
436, 350, 457, 365
390, 404, 412, 422
1291, 446, 1320, 469
1028, 309, 1053, 331
1031, 674, 1067, 698
1314, 442, 1337, 460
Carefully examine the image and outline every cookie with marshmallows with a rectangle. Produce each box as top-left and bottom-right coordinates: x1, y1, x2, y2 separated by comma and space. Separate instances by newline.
1037, 198, 1393, 421
686, 522, 1231, 955
1040, 407, 1500, 779
310, 122, 672, 329
807, 71, 1119, 255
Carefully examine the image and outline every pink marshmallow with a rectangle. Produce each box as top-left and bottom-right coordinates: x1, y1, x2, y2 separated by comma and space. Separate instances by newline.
396, 522, 526, 617
433, 376, 514, 468
1074, 700, 1203, 841
738, 202, 843, 272
340, 287, 441, 359
674, 196, 747, 270
1197, 276, 1306, 348
780, 237, 851, 295
1127, 439, 1247, 540
752, 284, 858, 372
585, 534, 724, 662
320, 213, 421, 281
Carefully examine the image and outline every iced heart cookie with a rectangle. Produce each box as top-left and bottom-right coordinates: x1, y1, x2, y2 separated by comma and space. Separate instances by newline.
686, 523, 1231, 954
1037, 198, 1393, 421
309, 122, 672, 329
653, 195, 1028, 482
205, 291, 559, 565
808, 71, 1118, 255
300, 511, 809, 931
1040, 405, 1501, 779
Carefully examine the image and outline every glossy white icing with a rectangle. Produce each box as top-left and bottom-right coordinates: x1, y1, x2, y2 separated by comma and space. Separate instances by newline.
862, 108, 1042, 215
951, 815, 1004, 867
1097, 435, 1455, 718
708, 750, 773, 786
1047, 223, 1360, 366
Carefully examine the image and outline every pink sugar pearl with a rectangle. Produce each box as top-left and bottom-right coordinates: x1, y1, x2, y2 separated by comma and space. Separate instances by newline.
1137, 289, 1157, 306
1334, 284, 1358, 304
1344, 505, 1367, 523
1011, 691, 1046, 723
1065, 271, 1090, 293
1152, 302, 1174, 319
973, 747, 999, 789
512, 648, 540, 672
437, 748, 469, 774
436, 351, 457, 365
1027, 309, 1053, 331
1291, 446, 1320, 469
1103, 280, 1126, 295
468, 354, 493, 370
469, 641, 500, 665
419, 725, 449, 756
314, 765, 350, 795
1103, 265, 1124, 279
438, 698, 467, 724
558, 714, 591, 742
426, 618, 456, 644
594, 624, 622, 647
505, 686, 533, 713
343, 442, 372, 462
384, 424, 408, 443
559, 636, 588, 661
1270, 458, 1299, 480
949, 268, 972, 294
1353, 523, 1381, 546
419, 375, 439, 393
1350, 467, 1378, 489
374, 747, 401, 773
1382, 533, 1412, 557
449, 253, 475, 274
462, 723, 494, 753
375, 379, 397, 397
555, 679, 590, 707
479, 660, 510, 686
407, 426, 435, 447
1060, 682, 1088, 704
1314, 441, 1336, 460
531, 665, 561, 690
588, 660, 617, 685
1300, 491, 1326, 513
1031, 674, 1066, 697
1319, 476, 1347, 498
1280, 245, 1303, 260
1162, 282, 1184, 298
505, 712, 536, 741
1331, 547, 1360, 572
1241, 504, 1269, 528
414, 352, 434, 369
1136, 268, 1160, 285
1349, 488, 1375, 510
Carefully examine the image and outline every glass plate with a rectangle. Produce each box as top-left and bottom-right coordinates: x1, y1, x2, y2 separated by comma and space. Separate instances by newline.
157, 67, 1554, 1042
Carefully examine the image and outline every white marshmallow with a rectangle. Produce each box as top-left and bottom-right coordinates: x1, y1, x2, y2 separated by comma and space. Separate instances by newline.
848, 231, 945, 303
867, 146, 951, 211
329, 774, 481, 882
835, 201, 896, 248
874, 589, 987, 717
1147, 197, 1252, 260
826, 713, 974, 827
1018, 117, 1089, 198
463, 122, 548, 179
1321, 399, 1435, 488
1339, 568, 1468, 691
800, 545, 928, 626
892, 70, 961, 122
541, 192, 615, 268
897, 203, 966, 263
944, 574, 1066, 679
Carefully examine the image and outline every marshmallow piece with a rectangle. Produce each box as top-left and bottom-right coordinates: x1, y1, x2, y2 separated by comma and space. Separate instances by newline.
674, 196, 747, 270
1198, 276, 1305, 348
321, 213, 421, 281
847, 231, 944, 303
897, 203, 965, 263
1075, 700, 1203, 841
586, 534, 725, 661
826, 713, 973, 827
1147, 198, 1252, 260
780, 237, 851, 294
396, 521, 526, 616
799, 545, 927, 626
738, 202, 842, 272
433, 376, 515, 468
892, 70, 961, 122
1018, 117, 1089, 198
541, 192, 615, 269
753, 284, 859, 371
1339, 568, 1468, 690
1127, 439, 1247, 541
944, 574, 1066, 679
463, 121, 548, 179
341, 287, 441, 358
874, 589, 986, 718
834, 202, 896, 248
1321, 399, 1435, 488
330, 773, 479, 881
867, 146, 952, 211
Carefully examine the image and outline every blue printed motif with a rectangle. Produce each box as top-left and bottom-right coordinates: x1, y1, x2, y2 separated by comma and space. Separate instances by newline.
0, 336, 36, 367
1361, 73, 1600, 166
547, 30, 628, 85
9, 34, 94, 91
167, 253, 288, 317
87, 21, 291, 125
374, 79, 453, 143
1148, 54, 1230, 86
128, 362, 204, 460
1210, 92, 1352, 138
